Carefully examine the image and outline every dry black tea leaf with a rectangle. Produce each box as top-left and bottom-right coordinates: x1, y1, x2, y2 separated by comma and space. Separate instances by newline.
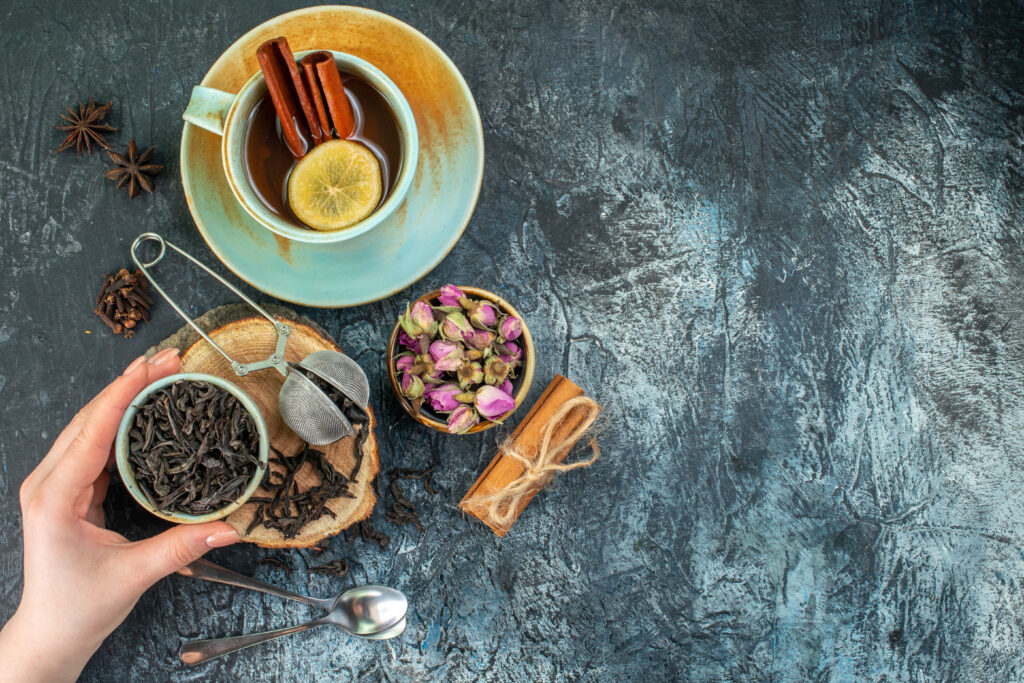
128, 380, 262, 515
258, 556, 293, 576
106, 138, 162, 199
346, 520, 390, 548
309, 559, 349, 578
383, 465, 438, 532
55, 98, 116, 155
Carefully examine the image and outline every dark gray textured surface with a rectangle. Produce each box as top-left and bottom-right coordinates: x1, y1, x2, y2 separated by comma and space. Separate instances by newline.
2, 1, 1024, 680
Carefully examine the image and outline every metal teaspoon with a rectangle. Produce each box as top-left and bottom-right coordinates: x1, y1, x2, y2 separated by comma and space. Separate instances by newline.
178, 588, 408, 665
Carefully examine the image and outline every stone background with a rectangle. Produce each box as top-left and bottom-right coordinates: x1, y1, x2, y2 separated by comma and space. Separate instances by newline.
2, 1, 1024, 680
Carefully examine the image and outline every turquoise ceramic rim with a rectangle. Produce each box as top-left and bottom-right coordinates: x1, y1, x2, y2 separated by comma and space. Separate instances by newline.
221, 50, 419, 244
114, 373, 270, 525
179, 6, 485, 308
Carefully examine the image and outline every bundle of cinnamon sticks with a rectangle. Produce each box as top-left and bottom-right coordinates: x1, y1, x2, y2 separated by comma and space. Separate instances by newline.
459, 376, 601, 536
257, 37, 355, 158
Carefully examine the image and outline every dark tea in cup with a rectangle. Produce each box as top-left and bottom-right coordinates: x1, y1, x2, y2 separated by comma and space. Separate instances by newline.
242, 69, 402, 230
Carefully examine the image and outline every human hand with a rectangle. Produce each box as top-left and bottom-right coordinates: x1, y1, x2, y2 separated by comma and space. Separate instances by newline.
0, 349, 240, 682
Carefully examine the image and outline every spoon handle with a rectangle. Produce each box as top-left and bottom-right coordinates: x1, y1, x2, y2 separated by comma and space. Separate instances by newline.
178, 559, 332, 610
179, 619, 325, 665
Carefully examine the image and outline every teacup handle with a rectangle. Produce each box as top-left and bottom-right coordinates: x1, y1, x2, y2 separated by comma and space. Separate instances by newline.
183, 86, 237, 136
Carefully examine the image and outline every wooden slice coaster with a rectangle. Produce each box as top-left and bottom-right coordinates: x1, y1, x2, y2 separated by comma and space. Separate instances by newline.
175, 314, 378, 548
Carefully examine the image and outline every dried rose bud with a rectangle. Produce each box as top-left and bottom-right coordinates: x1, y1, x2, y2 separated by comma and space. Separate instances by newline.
430, 340, 464, 372
408, 352, 435, 377
447, 405, 479, 434
465, 348, 483, 361
427, 383, 461, 412
499, 315, 522, 341
497, 341, 522, 363
395, 353, 415, 373
475, 385, 516, 420
470, 302, 497, 329
401, 371, 424, 399
464, 328, 495, 351
438, 284, 465, 307
398, 331, 419, 351
417, 333, 431, 355
412, 301, 437, 337
440, 312, 472, 341
400, 301, 437, 338
484, 356, 509, 385
499, 379, 513, 395
457, 360, 484, 389
399, 305, 420, 337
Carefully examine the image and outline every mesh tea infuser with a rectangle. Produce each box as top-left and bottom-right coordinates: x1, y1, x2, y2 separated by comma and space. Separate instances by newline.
131, 232, 369, 445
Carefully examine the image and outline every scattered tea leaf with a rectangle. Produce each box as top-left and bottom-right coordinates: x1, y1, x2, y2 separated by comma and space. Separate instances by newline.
309, 559, 350, 578
383, 465, 438, 532
242, 375, 375, 541
258, 556, 293, 576
346, 520, 390, 548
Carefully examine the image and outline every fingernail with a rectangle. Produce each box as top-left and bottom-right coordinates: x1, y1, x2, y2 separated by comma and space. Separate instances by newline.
206, 529, 239, 548
148, 347, 179, 366
123, 356, 147, 376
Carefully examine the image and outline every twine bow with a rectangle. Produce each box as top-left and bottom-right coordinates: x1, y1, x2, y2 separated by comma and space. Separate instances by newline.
465, 396, 602, 529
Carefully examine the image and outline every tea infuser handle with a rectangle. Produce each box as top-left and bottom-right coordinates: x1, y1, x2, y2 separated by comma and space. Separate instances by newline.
130, 232, 292, 377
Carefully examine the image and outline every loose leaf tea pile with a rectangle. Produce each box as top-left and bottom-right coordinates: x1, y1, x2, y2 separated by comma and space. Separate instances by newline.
128, 380, 262, 515
245, 443, 356, 540
94, 268, 153, 338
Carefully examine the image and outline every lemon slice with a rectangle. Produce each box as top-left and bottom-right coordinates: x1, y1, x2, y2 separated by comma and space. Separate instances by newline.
288, 139, 383, 231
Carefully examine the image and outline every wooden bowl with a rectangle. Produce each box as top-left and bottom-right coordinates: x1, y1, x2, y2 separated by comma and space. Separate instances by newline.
387, 286, 535, 433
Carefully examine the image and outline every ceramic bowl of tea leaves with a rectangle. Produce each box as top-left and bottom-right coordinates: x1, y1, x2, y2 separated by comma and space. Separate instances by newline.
115, 373, 269, 524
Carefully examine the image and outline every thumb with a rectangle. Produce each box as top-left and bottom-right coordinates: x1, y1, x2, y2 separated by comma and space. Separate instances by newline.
126, 522, 239, 587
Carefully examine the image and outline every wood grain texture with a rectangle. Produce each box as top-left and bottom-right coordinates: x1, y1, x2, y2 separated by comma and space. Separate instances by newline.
1, 1, 1024, 681
177, 316, 378, 547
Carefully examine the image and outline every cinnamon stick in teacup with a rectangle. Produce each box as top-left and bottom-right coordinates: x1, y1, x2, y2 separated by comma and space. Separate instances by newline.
299, 52, 355, 139
256, 37, 321, 156
459, 375, 601, 537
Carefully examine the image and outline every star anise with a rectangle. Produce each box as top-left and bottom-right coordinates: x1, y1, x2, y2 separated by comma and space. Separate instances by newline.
55, 98, 116, 155
105, 139, 162, 199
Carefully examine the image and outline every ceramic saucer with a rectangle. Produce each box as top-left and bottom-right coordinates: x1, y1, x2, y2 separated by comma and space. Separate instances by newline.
180, 6, 484, 307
